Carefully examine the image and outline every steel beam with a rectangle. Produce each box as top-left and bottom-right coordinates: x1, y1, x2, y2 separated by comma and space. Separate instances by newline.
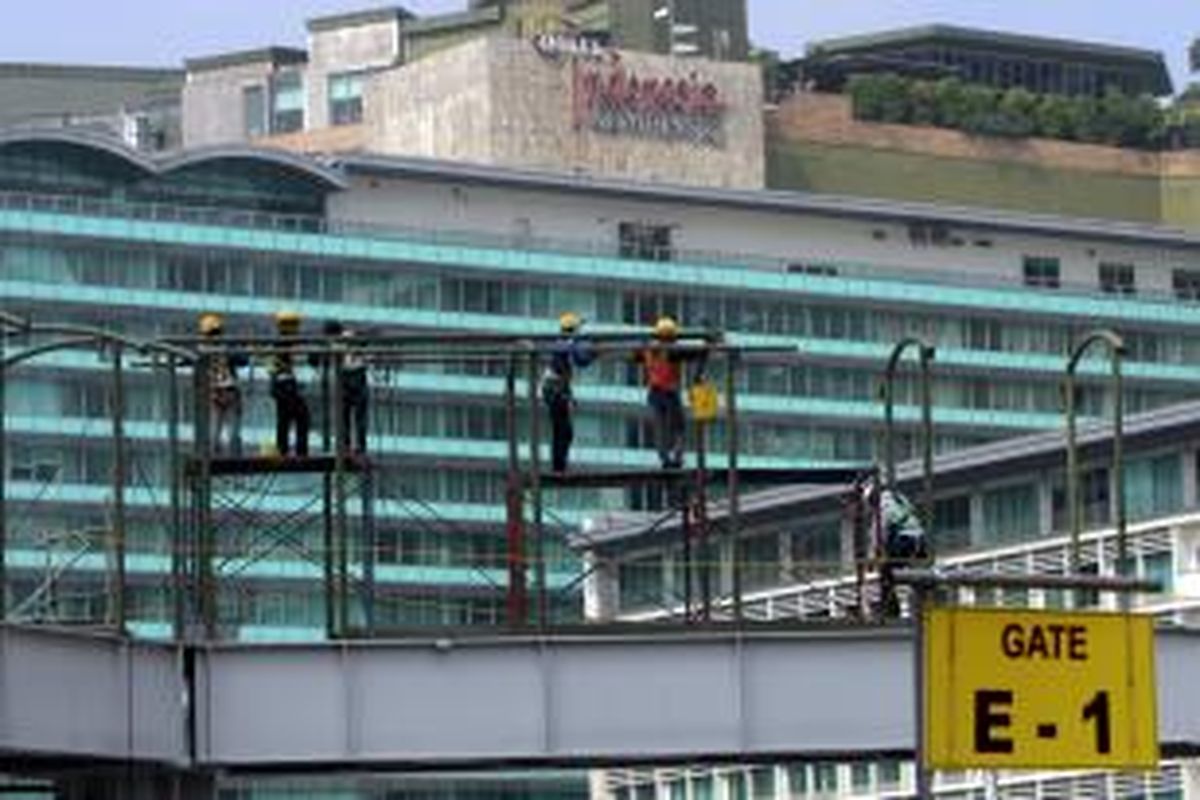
0, 625, 184, 766
0, 623, 1199, 774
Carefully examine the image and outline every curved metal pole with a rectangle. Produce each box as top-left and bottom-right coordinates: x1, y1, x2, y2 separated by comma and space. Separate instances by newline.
1064, 329, 1127, 587
882, 338, 937, 515
29, 324, 195, 364
882, 336, 936, 800
3, 336, 101, 370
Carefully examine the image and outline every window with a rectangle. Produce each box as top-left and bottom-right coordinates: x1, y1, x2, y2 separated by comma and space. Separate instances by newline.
738, 534, 780, 590
618, 222, 673, 262
1023, 256, 1060, 289
786, 765, 807, 794
1127, 453, 1182, 521
932, 495, 972, 553
982, 483, 1039, 544
242, 85, 267, 138
786, 262, 838, 277
1099, 262, 1135, 295
618, 554, 663, 610
1173, 268, 1200, 301
725, 773, 747, 800
328, 72, 365, 125
1051, 467, 1110, 531
271, 71, 305, 134
812, 763, 838, 792
877, 760, 903, 790
749, 767, 775, 799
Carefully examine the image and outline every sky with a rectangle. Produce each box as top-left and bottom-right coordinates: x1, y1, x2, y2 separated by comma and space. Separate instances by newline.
1, 0, 1196, 89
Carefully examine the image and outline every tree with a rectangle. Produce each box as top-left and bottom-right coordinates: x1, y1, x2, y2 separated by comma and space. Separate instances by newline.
847, 74, 886, 121
1068, 95, 1105, 144
875, 73, 913, 123
995, 87, 1039, 137
1093, 88, 1162, 148
1190, 36, 1200, 73
1036, 93, 1076, 139
908, 79, 938, 125
933, 77, 968, 127
958, 83, 999, 135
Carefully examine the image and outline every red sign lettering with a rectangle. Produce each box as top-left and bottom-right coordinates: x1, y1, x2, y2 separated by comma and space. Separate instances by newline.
571, 59, 726, 147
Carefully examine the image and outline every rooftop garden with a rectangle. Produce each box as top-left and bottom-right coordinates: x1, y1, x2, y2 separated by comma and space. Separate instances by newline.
845, 74, 1200, 150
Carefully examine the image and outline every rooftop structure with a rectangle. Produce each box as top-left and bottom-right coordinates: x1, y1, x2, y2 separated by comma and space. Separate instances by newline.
801, 24, 1173, 96
185, 33, 765, 189
0, 61, 183, 152
304, 1, 749, 62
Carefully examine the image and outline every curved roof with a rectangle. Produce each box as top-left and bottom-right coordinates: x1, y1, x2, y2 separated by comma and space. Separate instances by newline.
0, 130, 347, 192
158, 144, 348, 191
0, 128, 159, 175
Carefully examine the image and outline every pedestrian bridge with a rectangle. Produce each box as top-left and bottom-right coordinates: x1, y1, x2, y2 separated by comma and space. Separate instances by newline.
2, 623, 1198, 773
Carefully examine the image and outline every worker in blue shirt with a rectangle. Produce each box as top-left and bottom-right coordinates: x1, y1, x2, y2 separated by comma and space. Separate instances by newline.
864, 477, 929, 617
541, 312, 595, 473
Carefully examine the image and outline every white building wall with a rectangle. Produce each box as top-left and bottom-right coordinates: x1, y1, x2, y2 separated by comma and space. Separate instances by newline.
327, 173, 1200, 298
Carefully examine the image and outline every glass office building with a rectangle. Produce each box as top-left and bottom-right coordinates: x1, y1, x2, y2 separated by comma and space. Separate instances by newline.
3, 129, 1200, 638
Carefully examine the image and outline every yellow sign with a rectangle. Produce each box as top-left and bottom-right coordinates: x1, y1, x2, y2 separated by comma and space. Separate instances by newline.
924, 606, 1158, 770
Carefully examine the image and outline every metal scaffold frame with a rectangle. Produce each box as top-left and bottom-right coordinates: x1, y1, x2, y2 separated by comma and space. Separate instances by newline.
0, 310, 956, 640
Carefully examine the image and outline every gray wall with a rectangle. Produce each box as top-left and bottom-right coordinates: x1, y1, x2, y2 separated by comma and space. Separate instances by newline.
364, 37, 765, 189
183, 61, 279, 148
0, 66, 182, 151
307, 18, 401, 130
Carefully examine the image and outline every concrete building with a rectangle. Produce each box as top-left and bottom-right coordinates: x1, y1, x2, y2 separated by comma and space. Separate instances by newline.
800, 24, 1173, 97
0, 62, 182, 152
185, 32, 764, 190
183, 48, 309, 145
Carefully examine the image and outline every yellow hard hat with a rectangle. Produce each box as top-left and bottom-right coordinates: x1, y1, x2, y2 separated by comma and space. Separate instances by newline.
198, 313, 223, 335
559, 312, 582, 333
275, 309, 302, 330
653, 316, 679, 341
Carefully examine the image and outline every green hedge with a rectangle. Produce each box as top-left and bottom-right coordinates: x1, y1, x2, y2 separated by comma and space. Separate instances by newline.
846, 74, 1169, 149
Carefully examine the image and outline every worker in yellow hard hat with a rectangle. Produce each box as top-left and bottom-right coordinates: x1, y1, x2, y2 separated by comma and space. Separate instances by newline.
633, 316, 707, 469
540, 312, 594, 472
199, 313, 248, 457
270, 310, 310, 456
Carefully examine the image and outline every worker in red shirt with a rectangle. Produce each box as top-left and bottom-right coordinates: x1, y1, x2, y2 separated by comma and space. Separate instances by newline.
634, 317, 706, 469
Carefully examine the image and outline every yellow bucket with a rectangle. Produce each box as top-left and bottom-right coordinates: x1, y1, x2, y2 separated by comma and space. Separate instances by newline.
688, 380, 720, 423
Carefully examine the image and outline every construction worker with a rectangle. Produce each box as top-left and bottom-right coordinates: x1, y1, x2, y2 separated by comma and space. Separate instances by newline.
199, 313, 247, 456
865, 477, 928, 618
270, 310, 310, 457
541, 312, 594, 472
633, 316, 705, 469
323, 320, 369, 455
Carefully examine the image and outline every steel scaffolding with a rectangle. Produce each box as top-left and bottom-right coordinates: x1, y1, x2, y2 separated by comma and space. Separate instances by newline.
0, 314, 934, 639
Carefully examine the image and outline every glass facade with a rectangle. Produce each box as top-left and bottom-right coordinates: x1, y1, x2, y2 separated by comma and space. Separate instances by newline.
3, 134, 1200, 634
